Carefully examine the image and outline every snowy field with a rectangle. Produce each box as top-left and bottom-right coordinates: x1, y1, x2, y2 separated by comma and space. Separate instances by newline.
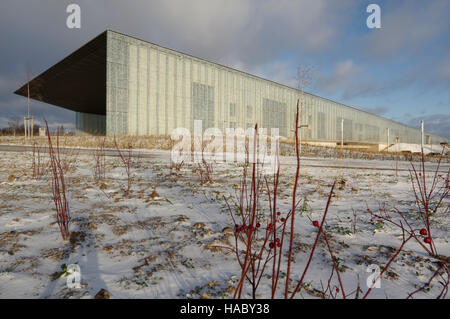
0, 148, 448, 299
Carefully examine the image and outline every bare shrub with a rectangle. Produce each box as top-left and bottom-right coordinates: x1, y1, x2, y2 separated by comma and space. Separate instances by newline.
31, 142, 47, 179
366, 146, 449, 298
195, 138, 214, 184
93, 137, 106, 181
45, 120, 70, 240
114, 136, 133, 193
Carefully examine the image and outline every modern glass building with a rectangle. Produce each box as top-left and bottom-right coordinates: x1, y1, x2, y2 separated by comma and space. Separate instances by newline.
15, 30, 448, 145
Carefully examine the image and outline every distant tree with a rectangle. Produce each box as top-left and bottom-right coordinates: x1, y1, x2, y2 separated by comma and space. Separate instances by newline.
7, 117, 24, 136
32, 124, 41, 135
53, 125, 65, 136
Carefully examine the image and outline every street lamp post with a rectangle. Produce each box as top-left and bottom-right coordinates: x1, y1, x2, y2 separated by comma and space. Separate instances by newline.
420, 120, 424, 150
387, 127, 390, 152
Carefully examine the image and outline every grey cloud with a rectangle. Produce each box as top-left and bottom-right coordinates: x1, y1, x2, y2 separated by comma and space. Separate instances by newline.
0, 96, 75, 130
360, 0, 450, 59
315, 60, 362, 97
359, 106, 388, 116
90, 0, 353, 67
314, 59, 423, 100
0, 0, 349, 70
340, 0, 450, 97
436, 54, 450, 86
0, 1, 448, 131
403, 113, 450, 139
0, 0, 354, 129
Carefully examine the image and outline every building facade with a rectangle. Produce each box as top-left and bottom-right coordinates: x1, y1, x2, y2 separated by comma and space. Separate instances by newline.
16, 30, 448, 145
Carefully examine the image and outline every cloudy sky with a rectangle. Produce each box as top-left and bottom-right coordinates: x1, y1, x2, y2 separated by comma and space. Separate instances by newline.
0, 0, 449, 137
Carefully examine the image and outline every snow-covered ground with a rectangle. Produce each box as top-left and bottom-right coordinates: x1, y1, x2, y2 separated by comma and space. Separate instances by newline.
0, 149, 448, 299
386, 143, 447, 155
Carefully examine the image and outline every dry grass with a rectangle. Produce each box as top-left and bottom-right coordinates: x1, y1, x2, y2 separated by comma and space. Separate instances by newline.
0, 135, 175, 150
1, 135, 446, 163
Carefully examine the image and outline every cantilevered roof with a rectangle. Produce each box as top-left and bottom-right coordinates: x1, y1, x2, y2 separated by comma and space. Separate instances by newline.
14, 31, 106, 115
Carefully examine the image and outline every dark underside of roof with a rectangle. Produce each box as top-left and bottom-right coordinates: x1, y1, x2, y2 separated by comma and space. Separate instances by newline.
14, 31, 107, 115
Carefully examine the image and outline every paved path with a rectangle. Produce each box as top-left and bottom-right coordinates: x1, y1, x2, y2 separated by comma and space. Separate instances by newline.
0, 143, 448, 173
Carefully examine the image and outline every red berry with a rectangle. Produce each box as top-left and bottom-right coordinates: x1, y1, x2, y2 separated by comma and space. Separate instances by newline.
280, 218, 286, 222
256, 223, 261, 228
277, 212, 281, 216
419, 228, 427, 236
424, 237, 432, 244
313, 221, 319, 227
276, 242, 281, 247
275, 238, 280, 243
336, 287, 340, 293
269, 242, 275, 249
